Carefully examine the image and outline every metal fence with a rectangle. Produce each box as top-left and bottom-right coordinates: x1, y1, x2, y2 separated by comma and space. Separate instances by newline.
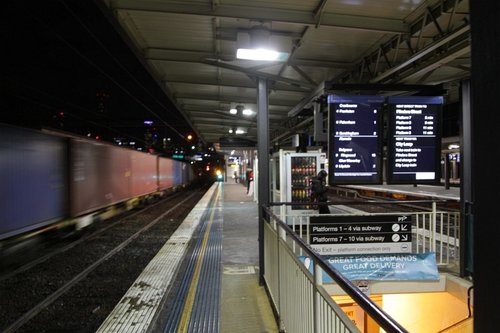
263, 208, 409, 333
273, 203, 461, 272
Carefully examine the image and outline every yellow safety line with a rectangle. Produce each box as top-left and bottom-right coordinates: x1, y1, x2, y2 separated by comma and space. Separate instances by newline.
177, 186, 221, 333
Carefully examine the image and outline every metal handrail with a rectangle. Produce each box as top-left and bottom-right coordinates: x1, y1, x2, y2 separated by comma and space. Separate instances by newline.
264, 206, 409, 333
270, 199, 449, 206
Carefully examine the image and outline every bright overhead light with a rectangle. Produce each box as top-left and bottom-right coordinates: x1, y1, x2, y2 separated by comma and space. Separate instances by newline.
236, 48, 289, 61
235, 129, 245, 134
228, 129, 234, 134
242, 108, 253, 116
229, 108, 237, 114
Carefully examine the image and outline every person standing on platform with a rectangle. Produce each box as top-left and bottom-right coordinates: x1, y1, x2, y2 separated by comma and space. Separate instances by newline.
233, 171, 238, 183
246, 169, 253, 194
311, 170, 330, 214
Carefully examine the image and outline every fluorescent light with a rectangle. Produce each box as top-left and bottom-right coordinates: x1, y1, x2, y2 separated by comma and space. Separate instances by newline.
235, 129, 245, 134
242, 108, 253, 116
229, 108, 237, 114
236, 48, 289, 61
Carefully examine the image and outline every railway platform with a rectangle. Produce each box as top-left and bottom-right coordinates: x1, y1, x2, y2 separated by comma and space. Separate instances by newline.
95, 180, 472, 333
97, 181, 278, 333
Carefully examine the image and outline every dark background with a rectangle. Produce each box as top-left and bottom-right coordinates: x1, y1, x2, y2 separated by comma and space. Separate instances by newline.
1, 1, 195, 153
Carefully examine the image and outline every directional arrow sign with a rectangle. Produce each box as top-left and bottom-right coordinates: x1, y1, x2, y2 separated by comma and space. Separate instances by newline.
310, 215, 413, 255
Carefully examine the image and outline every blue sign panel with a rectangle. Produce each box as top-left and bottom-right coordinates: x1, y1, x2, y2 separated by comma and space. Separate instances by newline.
301, 252, 439, 281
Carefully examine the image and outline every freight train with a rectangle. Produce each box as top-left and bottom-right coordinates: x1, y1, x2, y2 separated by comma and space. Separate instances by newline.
0, 123, 195, 253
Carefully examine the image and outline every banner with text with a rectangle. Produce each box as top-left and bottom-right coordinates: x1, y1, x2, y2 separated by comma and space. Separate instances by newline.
301, 252, 439, 282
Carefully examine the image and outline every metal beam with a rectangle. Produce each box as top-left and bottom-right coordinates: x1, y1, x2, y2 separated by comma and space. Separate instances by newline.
201, 59, 316, 89
370, 24, 470, 83
175, 92, 298, 107
110, 0, 408, 33
147, 47, 352, 69
188, 111, 287, 121
164, 77, 310, 93
399, 43, 470, 83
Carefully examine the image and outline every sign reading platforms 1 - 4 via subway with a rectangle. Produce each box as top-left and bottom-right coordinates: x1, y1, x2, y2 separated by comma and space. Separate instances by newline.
309, 215, 412, 255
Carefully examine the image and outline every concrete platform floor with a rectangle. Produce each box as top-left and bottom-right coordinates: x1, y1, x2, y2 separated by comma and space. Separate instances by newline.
220, 182, 278, 333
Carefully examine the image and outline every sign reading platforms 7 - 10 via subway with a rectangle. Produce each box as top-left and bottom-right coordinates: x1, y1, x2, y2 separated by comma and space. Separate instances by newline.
309, 215, 412, 255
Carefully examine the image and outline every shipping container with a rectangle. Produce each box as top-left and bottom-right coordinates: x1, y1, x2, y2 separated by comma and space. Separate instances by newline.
129, 150, 158, 197
69, 139, 131, 216
0, 124, 67, 240
158, 157, 174, 190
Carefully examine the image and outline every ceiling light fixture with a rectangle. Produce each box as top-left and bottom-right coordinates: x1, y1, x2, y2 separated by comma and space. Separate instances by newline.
236, 48, 288, 61
230, 104, 253, 116
236, 25, 289, 62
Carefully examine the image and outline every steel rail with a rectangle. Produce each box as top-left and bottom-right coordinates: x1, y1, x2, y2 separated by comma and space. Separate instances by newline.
0, 192, 185, 282
2, 191, 199, 333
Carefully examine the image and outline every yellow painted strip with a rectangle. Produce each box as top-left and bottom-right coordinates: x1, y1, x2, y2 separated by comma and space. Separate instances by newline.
177, 186, 221, 333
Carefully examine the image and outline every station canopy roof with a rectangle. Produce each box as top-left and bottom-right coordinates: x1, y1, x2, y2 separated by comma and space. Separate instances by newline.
99, 0, 470, 149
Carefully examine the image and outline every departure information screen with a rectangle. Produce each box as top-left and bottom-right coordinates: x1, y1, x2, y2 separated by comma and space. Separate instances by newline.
387, 96, 443, 184
328, 95, 383, 185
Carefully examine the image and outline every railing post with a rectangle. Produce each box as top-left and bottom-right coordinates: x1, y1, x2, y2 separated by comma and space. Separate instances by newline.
276, 223, 285, 332
432, 201, 437, 252
314, 263, 322, 333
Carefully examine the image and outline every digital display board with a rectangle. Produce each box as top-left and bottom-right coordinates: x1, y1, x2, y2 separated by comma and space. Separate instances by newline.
387, 96, 443, 184
328, 95, 383, 185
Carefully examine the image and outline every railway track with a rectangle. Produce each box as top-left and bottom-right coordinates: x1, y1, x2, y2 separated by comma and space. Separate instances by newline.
0, 187, 207, 333
328, 186, 460, 214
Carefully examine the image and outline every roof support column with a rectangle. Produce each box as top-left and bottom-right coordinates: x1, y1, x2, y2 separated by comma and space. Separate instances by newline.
257, 77, 270, 284
470, 1, 500, 331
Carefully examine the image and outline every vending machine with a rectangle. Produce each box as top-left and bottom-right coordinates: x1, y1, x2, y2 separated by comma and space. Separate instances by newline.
271, 149, 327, 217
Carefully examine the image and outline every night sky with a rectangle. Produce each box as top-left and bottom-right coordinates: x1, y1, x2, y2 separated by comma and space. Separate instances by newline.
1, 1, 195, 151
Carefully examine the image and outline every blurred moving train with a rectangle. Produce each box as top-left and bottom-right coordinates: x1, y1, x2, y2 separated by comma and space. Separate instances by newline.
0, 123, 194, 251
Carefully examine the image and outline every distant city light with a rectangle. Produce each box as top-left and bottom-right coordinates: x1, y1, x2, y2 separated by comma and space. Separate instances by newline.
144, 120, 153, 125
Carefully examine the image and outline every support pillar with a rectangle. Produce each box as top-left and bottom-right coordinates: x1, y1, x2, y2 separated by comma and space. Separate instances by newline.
257, 77, 270, 284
